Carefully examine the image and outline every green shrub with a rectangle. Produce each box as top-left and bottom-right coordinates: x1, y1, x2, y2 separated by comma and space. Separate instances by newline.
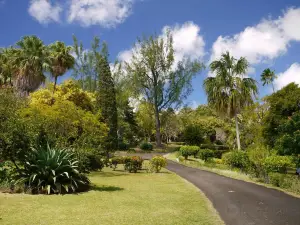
179, 146, 200, 159
263, 155, 293, 174
268, 173, 300, 194
149, 156, 167, 173
111, 156, 125, 170
247, 145, 270, 179
269, 173, 285, 187
222, 151, 250, 171
124, 156, 143, 173
76, 149, 105, 173
118, 142, 129, 151
15, 145, 90, 194
0, 160, 14, 183
86, 154, 104, 171
139, 142, 153, 151
198, 149, 215, 161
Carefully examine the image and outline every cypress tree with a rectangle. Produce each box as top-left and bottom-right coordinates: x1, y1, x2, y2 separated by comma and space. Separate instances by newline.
97, 45, 118, 153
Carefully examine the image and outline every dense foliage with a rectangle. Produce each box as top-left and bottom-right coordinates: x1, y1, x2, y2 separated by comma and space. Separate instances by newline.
16, 146, 90, 194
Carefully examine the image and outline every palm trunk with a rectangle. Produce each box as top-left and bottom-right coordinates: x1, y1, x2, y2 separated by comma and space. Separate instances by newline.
53, 76, 58, 95
235, 113, 241, 150
272, 82, 275, 93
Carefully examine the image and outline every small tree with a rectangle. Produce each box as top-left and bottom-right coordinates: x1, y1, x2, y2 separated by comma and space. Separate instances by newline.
126, 32, 203, 147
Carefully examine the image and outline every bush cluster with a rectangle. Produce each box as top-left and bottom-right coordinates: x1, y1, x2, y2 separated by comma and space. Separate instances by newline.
179, 146, 200, 159
222, 151, 250, 171
76, 149, 105, 173
111, 156, 143, 173
149, 156, 167, 173
197, 149, 215, 162
124, 156, 144, 173
139, 142, 153, 151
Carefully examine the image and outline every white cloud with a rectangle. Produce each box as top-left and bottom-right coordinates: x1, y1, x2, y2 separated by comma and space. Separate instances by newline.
210, 8, 300, 64
28, 0, 62, 24
118, 49, 134, 63
279, 8, 300, 41
118, 22, 205, 66
162, 22, 205, 65
67, 0, 134, 27
275, 63, 300, 90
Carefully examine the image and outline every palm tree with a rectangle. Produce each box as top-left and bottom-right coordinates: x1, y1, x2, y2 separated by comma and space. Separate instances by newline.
204, 52, 258, 150
12, 36, 48, 95
261, 68, 277, 93
47, 41, 75, 94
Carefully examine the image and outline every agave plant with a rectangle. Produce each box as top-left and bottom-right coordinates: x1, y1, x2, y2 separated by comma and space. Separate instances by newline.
17, 145, 90, 194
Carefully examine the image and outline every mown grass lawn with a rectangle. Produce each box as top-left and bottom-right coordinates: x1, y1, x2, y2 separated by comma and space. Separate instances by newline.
0, 166, 223, 225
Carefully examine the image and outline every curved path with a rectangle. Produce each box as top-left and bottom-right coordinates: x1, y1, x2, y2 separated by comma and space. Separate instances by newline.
166, 160, 300, 225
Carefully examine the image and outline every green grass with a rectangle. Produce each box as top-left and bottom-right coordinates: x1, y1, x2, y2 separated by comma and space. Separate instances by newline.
0, 166, 223, 225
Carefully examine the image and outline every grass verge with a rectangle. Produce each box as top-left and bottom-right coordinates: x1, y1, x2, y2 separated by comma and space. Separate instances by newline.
0, 166, 223, 225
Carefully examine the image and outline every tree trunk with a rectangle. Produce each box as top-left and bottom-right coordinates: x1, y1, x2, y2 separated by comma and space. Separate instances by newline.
272, 82, 275, 93
235, 113, 241, 150
154, 105, 162, 148
53, 76, 58, 95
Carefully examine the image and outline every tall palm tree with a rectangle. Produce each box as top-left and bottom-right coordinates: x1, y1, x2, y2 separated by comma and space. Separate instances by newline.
12, 36, 48, 95
204, 52, 258, 150
261, 68, 277, 93
47, 41, 75, 94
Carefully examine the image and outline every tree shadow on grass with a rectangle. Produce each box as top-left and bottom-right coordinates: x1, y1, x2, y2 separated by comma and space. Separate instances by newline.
91, 185, 124, 192
157, 171, 171, 174
89, 171, 129, 178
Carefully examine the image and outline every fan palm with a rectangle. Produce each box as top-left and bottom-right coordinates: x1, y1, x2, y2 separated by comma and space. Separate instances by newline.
10, 36, 49, 96
204, 52, 258, 150
261, 68, 277, 93
47, 41, 75, 94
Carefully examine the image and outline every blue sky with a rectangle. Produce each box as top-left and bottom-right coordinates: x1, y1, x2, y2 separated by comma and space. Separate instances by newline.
1, 0, 300, 107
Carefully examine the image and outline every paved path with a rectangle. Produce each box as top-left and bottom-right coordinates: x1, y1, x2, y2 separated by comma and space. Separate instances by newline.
166, 160, 300, 225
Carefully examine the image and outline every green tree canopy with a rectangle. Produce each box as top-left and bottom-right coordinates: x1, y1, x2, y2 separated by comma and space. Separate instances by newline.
263, 83, 300, 147
125, 32, 203, 147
